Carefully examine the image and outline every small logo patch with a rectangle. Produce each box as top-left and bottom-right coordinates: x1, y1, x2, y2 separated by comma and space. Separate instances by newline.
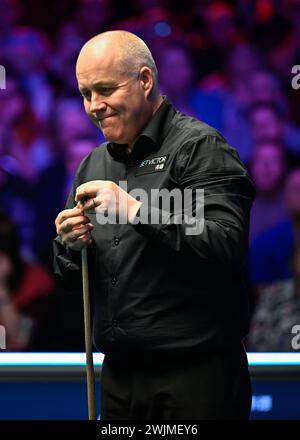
135, 154, 169, 176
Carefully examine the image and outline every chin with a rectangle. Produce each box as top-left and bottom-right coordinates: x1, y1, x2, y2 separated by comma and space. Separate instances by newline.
104, 132, 130, 145
105, 137, 126, 145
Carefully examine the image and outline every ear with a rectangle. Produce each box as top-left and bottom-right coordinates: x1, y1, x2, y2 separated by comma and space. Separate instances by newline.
139, 66, 153, 97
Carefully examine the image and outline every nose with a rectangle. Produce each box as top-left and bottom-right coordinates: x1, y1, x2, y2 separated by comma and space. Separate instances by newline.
90, 91, 107, 114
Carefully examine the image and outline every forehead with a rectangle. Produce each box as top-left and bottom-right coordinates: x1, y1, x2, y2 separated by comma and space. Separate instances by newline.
76, 43, 125, 84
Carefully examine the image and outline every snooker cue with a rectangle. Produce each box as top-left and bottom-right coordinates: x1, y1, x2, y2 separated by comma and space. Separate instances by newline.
81, 213, 96, 420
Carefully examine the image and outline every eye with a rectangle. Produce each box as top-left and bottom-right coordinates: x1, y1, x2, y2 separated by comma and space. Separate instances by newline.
80, 89, 91, 101
98, 86, 115, 96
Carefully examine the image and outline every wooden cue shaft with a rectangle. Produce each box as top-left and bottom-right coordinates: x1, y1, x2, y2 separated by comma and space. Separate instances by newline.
81, 246, 96, 420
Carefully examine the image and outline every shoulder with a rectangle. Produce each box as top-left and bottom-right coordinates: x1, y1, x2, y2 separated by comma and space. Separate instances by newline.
169, 112, 246, 177
171, 111, 226, 145
169, 111, 241, 165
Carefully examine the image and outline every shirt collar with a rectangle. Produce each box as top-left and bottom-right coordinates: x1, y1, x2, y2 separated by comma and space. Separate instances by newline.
107, 96, 176, 162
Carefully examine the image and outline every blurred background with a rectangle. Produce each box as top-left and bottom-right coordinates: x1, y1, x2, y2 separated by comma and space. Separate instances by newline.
0, 0, 300, 353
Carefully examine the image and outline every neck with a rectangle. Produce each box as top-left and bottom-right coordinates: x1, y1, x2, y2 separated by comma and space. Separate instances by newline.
127, 95, 163, 152
152, 94, 164, 115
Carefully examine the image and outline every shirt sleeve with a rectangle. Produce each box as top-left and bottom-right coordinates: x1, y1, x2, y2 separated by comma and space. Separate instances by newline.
133, 134, 256, 267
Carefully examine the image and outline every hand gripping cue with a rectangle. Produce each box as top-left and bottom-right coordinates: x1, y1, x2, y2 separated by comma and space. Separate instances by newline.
80, 197, 96, 420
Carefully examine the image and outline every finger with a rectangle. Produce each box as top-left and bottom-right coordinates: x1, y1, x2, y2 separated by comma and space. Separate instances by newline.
75, 185, 102, 202
75, 180, 115, 202
65, 233, 93, 250
57, 216, 90, 235
81, 197, 102, 212
59, 216, 91, 234
64, 224, 93, 243
76, 180, 107, 193
56, 207, 83, 226
76, 232, 93, 245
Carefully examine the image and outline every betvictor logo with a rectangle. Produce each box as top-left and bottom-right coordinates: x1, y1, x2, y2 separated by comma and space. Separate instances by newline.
139, 155, 168, 167
136, 155, 169, 175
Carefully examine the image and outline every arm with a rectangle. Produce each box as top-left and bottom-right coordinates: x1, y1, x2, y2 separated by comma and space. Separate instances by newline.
133, 135, 255, 267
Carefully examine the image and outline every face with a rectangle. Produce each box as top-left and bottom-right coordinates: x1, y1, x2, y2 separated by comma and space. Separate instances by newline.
250, 108, 283, 143
76, 46, 153, 146
248, 72, 279, 104
159, 48, 193, 94
205, 7, 235, 47
250, 144, 285, 193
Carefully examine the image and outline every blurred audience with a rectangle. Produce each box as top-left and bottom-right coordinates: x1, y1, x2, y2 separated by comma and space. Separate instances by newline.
247, 245, 300, 352
216, 45, 263, 163
2, 27, 53, 122
249, 102, 300, 160
156, 43, 223, 129
249, 141, 288, 242
0, 212, 55, 351
63, 138, 96, 200
50, 22, 85, 96
74, 0, 112, 40
52, 97, 101, 147
249, 167, 300, 288
0, 79, 54, 184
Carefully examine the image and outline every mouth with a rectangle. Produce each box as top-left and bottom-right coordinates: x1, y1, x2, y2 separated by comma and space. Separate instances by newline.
99, 114, 117, 122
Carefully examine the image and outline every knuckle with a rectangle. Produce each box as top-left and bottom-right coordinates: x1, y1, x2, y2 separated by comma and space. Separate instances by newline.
70, 233, 77, 242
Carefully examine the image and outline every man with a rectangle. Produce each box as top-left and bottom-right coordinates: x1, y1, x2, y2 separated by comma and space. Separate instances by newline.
54, 30, 255, 420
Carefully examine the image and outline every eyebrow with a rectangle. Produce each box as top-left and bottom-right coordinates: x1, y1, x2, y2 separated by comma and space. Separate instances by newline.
79, 81, 118, 91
